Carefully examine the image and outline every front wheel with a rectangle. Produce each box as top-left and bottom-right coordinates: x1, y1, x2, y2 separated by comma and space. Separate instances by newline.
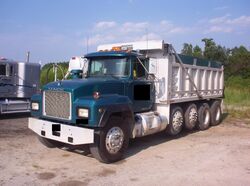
90, 116, 129, 163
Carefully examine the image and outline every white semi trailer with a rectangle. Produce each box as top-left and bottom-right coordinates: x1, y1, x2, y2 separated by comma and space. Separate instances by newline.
0, 58, 40, 114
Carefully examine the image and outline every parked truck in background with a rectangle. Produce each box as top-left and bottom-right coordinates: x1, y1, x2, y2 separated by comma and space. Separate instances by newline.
28, 40, 224, 163
0, 58, 40, 114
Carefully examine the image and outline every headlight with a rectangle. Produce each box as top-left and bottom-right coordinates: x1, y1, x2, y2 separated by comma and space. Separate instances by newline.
78, 108, 89, 118
31, 102, 39, 111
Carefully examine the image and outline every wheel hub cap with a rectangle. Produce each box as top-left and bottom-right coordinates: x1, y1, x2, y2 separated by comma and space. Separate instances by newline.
105, 127, 124, 154
204, 109, 210, 125
216, 108, 221, 121
173, 111, 183, 131
189, 108, 198, 124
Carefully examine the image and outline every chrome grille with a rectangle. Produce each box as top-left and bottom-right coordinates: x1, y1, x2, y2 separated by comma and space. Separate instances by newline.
43, 90, 71, 120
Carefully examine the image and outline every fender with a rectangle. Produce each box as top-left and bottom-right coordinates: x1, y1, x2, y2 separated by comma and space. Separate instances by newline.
98, 103, 134, 129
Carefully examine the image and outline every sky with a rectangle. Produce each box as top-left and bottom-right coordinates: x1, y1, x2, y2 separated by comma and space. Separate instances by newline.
0, 0, 250, 64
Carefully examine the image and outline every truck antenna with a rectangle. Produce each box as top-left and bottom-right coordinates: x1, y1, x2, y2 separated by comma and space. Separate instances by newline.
146, 28, 148, 58
26, 51, 30, 63
86, 36, 89, 54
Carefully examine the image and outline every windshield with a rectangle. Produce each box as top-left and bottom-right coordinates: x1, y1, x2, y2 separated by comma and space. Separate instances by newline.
88, 57, 130, 78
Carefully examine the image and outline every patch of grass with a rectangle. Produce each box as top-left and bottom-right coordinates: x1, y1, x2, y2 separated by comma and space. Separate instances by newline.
224, 87, 250, 106
224, 77, 250, 119
225, 76, 250, 105
225, 76, 250, 88
224, 107, 250, 119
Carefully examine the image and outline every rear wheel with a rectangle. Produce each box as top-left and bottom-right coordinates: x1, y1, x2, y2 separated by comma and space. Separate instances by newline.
38, 136, 64, 148
210, 100, 222, 126
196, 103, 210, 130
167, 106, 184, 135
184, 103, 198, 130
90, 116, 129, 163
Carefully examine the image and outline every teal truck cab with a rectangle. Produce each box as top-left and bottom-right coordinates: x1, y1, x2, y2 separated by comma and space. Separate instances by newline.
29, 40, 224, 163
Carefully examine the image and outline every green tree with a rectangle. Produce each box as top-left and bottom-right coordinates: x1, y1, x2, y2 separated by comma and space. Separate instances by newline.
202, 38, 217, 60
215, 45, 229, 64
180, 38, 250, 82
202, 38, 229, 65
181, 43, 193, 56
193, 45, 203, 58
40, 62, 69, 86
227, 46, 250, 78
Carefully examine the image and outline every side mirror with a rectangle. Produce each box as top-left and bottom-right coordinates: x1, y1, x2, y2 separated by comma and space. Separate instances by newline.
147, 73, 156, 80
82, 58, 89, 78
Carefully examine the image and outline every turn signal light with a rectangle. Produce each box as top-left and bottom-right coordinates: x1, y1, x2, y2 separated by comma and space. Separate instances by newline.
31, 102, 39, 111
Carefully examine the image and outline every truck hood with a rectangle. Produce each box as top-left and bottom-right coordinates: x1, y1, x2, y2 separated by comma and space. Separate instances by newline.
43, 78, 125, 100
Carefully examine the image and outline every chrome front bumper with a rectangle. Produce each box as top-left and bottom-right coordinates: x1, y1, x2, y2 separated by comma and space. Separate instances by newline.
28, 117, 94, 145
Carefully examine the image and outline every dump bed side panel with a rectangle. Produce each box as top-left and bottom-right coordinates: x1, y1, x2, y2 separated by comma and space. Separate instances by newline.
170, 62, 224, 103
150, 54, 224, 104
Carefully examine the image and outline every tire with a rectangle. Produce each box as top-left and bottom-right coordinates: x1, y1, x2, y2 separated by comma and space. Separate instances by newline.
184, 103, 198, 130
167, 106, 184, 135
38, 136, 64, 148
196, 103, 210, 130
89, 116, 129, 163
210, 100, 222, 126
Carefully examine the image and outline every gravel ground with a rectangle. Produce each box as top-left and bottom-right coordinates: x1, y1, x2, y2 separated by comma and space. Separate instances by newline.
0, 114, 250, 186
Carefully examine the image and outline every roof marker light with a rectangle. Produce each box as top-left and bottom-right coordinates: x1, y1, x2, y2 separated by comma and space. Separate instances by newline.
111, 46, 122, 51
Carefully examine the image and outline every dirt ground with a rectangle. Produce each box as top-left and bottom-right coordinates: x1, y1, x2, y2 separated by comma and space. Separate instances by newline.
0, 114, 250, 186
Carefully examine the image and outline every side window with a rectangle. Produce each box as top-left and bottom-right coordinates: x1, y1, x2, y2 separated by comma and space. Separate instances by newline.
6, 65, 13, 76
0, 64, 6, 76
133, 58, 148, 79
90, 61, 103, 75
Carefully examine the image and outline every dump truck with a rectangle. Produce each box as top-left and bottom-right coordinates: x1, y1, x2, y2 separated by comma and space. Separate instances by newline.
28, 40, 224, 163
0, 58, 40, 114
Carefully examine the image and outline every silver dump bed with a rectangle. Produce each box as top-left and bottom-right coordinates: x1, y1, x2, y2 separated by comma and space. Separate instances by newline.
0, 59, 40, 113
146, 44, 224, 104
170, 56, 224, 102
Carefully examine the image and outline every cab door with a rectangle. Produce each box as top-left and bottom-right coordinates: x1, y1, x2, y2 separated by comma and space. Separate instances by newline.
126, 56, 155, 113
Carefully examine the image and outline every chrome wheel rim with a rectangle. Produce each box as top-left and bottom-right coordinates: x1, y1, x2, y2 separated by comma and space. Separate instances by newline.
189, 107, 198, 124
105, 127, 124, 154
204, 109, 210, 125
215, 107, 221, 121
172, 111, 183, 131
